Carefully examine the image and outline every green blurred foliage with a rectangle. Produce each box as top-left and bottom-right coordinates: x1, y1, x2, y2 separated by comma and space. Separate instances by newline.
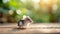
1, 0, 60, 23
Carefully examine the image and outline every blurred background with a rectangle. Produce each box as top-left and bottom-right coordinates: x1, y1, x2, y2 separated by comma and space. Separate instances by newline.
0, 0, 60, 23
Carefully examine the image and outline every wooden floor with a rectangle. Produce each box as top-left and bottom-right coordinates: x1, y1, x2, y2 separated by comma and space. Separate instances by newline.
0, 23, 60, 34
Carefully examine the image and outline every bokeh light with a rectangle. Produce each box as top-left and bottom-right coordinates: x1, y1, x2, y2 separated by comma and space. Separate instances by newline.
21, 0, 27, 2
9, 10, 14, 15
3, 0, 10, 3
43, 0, 50, 3
33, 0, 40, 3
16, 10, 21, 15
21, 8, 27, 14
52, 4, 58, 11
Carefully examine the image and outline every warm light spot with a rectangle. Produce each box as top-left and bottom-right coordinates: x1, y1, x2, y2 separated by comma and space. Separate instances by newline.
43, 0, 50, 3
54, 0, 58, 3
32, 0, 40, 10
52, 4, 58, 13
52, 4, 58, 11
43, 0, 51, 4
34, 5, 40, 10
33, 0, 40, 3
